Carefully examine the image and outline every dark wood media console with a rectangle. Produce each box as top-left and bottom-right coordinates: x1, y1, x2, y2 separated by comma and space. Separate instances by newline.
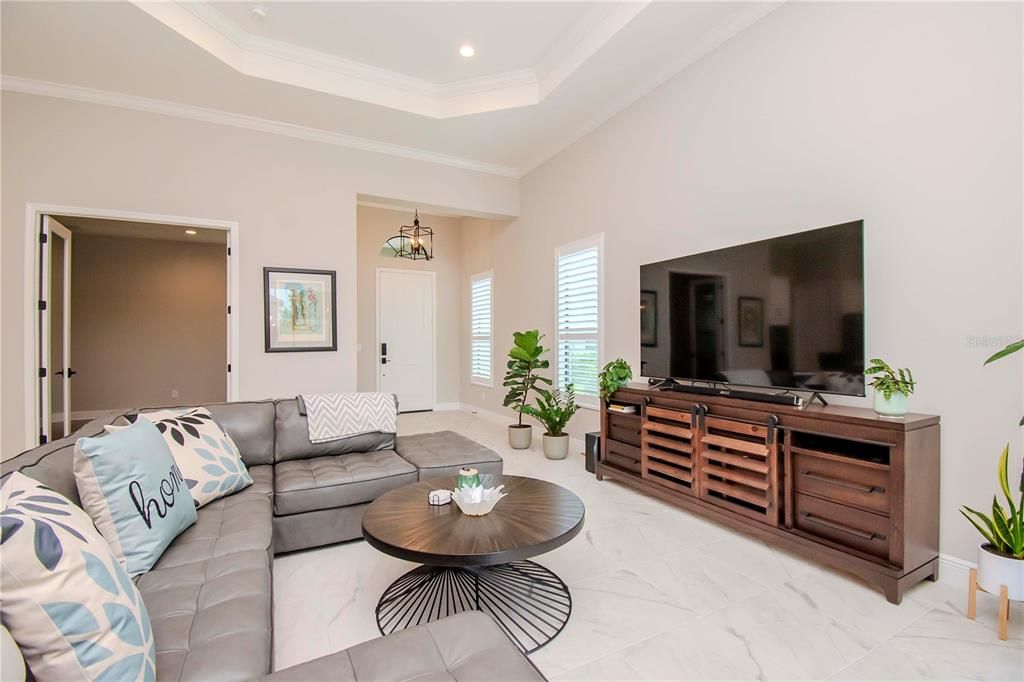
599, 386, 940, 604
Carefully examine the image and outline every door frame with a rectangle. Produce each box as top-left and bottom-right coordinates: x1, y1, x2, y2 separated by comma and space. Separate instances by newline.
23, 203, 240, 449
374, 267, 437, 411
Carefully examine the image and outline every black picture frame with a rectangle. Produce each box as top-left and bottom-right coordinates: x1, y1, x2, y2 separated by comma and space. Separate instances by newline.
737, 296, 764, 347
263, 267, 338, 352
640, 290, 658, 347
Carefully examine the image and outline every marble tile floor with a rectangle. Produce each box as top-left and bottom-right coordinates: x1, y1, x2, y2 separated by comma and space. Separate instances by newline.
273, 409, 1023, 680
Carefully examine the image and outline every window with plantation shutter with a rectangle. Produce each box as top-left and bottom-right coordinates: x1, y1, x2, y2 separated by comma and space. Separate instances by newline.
556, 236, 602, 405
470, 271, 493, 386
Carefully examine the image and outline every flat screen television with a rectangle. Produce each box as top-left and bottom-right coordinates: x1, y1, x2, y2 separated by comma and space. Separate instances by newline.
639, 220, 865, 397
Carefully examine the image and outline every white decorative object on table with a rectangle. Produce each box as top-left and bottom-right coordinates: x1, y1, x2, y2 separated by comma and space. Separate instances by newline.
427, 489, 451, 506
451, 484, 507, 516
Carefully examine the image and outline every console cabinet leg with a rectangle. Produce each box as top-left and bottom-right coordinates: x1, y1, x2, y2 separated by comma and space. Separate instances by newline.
882, 578, 902, 605
967, 568, 977, 620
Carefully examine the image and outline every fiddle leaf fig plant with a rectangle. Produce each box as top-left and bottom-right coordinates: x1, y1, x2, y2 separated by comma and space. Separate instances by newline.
864, 358, 915, 399
599, 358, 633, 401
502, 330, 552, 427
960, 445, 1024, 559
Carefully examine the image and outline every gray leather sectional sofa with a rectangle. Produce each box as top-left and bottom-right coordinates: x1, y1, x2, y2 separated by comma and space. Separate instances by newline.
0, 398, 540, 681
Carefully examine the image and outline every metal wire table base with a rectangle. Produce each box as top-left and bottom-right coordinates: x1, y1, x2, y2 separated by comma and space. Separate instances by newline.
375, 560, 572, 654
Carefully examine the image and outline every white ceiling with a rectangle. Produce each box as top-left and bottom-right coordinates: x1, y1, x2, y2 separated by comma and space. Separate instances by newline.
1, 1, 780, 175
208, 1, 591, 83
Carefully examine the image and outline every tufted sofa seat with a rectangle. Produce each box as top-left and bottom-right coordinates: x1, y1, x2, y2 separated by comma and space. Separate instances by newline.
1, 398, 518, 682
136, 466, 274, 681
273, 450, 417, 516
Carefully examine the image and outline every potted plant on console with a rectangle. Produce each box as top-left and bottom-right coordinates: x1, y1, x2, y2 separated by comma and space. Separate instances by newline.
864, 358, 915, 417
599, 358, 633, 403
524, 386, 580, 460
502, 330, 552, 449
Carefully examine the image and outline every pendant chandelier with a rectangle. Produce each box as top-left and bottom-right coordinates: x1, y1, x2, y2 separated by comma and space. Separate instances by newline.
384, 210, 434, 261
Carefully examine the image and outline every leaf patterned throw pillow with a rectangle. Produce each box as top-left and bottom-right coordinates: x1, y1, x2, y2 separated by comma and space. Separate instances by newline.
1, 472, 157, 682
123, 408, 253, 508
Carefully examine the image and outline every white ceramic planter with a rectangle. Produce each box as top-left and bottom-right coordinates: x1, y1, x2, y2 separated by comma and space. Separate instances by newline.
508, 425, 532, 450
873, 390, 908, 418
977, 544, 1024, 601
543, 434, 569, 460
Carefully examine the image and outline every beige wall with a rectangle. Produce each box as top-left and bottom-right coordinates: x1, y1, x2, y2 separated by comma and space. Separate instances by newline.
70, 233, 227, 413
457, 2, 1023, 563
355, 206, 464, 405
1, 92, 518, 454
458, 217, 504, 410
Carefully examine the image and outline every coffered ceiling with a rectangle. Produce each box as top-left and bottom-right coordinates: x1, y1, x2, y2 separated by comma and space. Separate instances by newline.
1, 1, 780, 175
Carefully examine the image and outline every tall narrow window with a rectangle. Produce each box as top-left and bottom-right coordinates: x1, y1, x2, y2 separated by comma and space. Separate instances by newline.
556, 236, 602, 405
470, 271, 493, 386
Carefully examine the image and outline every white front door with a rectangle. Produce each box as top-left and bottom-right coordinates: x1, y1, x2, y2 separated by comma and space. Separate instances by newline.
377, 269, 435, 412
41, 216, 73, 442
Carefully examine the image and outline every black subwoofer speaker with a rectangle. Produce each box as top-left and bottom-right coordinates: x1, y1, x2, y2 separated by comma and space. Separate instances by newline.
585, 432, 600, 474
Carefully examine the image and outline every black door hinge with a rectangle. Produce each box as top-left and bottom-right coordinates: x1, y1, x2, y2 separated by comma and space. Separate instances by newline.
38, 300, 47, 311
39, 433, 48, 445
227, 305, 231, 314
227, 363, 232, 373
39, 367, 47, 378
227, 247, 232, 256
39, 232, 48, 244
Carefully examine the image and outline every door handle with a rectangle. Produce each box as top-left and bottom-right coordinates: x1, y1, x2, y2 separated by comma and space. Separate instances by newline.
799, 511, 885, 541
800, 470, 884, 494
67, 368, 77, 378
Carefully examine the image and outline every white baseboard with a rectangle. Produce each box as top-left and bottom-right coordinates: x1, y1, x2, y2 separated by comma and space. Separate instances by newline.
51, 409, 119, 423
434, 402, 462, 411
937, 552, 974, 587
460, 404, 511, 425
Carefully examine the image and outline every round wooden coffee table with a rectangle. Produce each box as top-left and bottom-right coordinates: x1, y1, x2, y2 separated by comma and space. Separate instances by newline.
362, 474, 585, 653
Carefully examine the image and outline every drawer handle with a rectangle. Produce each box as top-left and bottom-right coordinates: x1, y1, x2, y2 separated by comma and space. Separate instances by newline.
800, 511, 886, 541
800, 470, 885, 495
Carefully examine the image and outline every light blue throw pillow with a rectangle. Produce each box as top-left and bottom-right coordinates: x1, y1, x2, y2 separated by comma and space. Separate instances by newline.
74, 419, 197, 576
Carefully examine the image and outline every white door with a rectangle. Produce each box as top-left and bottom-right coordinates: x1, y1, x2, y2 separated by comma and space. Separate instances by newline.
41, 216, 73, 443
377, 269, 435, 412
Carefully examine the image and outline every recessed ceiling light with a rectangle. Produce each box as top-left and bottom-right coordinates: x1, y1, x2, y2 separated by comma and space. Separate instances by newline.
459, 45, 475, 58
184, 229, 198, 236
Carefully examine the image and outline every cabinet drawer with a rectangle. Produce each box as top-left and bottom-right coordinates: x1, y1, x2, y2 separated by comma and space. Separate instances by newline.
604, 440, 641, 475
792, 449, 890, 515
793, 493, 890, 560
607, 413, 641, 446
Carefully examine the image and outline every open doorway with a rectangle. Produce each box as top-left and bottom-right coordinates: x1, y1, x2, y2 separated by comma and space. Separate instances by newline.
34, 213, 233, 444
668, 273, 726, 380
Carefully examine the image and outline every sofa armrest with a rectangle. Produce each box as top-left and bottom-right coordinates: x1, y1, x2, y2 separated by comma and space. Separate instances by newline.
262, 612, 545, 681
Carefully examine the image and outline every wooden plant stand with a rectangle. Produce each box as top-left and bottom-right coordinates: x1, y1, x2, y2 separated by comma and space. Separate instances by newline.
968, 567, 1012, 640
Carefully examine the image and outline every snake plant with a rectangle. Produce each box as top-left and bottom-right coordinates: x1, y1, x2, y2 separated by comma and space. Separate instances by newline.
960, 445, 1024, 559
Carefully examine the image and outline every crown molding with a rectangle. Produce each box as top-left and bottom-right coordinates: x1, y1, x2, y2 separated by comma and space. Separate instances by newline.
131, 1, 646, 119
0, 75, 520, 178
520, 1, 785, 176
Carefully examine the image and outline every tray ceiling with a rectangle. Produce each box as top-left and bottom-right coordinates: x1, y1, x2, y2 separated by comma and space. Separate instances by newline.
1, 1, 781, 175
